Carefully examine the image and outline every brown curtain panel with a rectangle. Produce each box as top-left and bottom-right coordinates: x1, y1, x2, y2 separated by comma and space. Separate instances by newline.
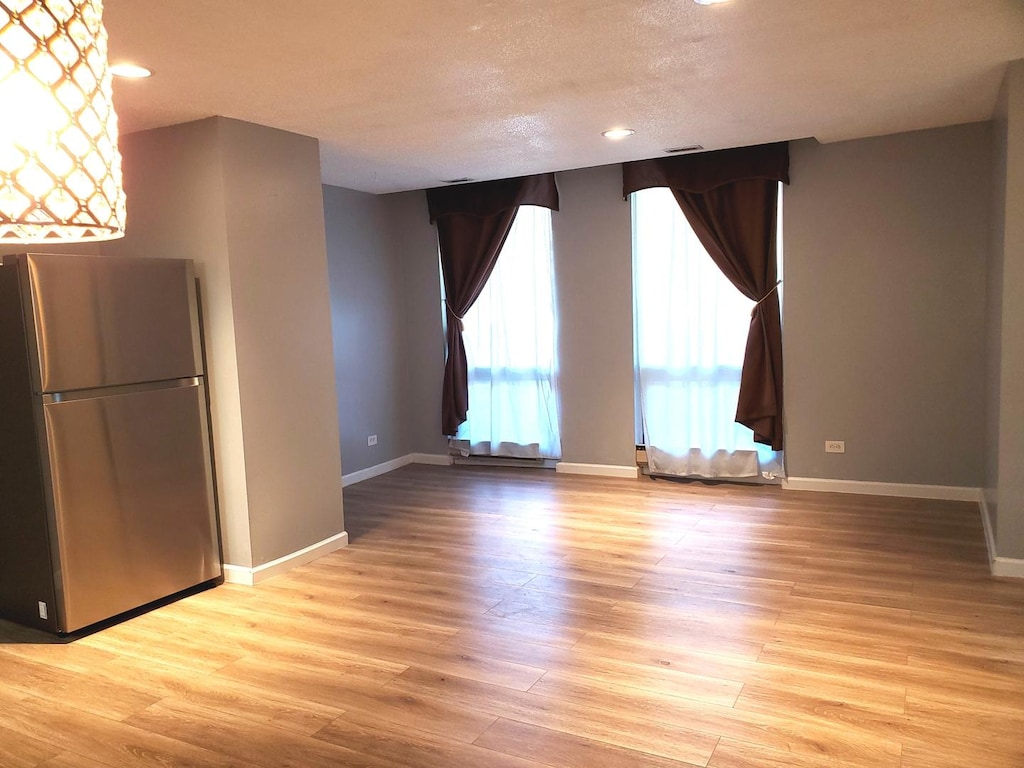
426, 173, 559, 436
622, 143, 789, 450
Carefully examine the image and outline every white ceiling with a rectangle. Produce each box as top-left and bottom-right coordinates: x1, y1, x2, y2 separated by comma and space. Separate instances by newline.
102, 0, 1024, 194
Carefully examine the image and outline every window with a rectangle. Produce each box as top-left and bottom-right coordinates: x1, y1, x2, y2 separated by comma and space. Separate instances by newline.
632, 187, 783, 479
451, 206, 561, 459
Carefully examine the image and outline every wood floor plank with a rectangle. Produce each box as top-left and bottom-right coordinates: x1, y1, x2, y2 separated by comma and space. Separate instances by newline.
733, 684, 906, 724
98, 654, 346, 737
123, 698, 391, 768
634, 567, 795, 610
902, 692, 1024, 744
328, 672, 501, 744
0, 650, 159, 721
708, 736, 892, 768
438, 627, 574, 669
570, 629, 762, 677
526, 667, 904, 765
0, 695, 254, 768
386, 665, 720, 765
0, 721, 62, 768
906, 646, 1024, 687
474, 717, 705, 767
36, 754, 114, 768
214, 652, 406, 700
535, 652, 745, 707
787, 581, 914, 611
453, 612, 587, 649
1, 464, 1021, 766
75, 619, 245, 674
734, 663, 908, 716
0, 623, 118, 675
900, 743, 1024, 768
315, 709, 542, 768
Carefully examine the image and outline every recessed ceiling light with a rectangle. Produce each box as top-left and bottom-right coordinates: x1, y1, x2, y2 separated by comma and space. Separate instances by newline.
693, 0, 730, 4
602, 128, 635, 140
110, 63, 152, 79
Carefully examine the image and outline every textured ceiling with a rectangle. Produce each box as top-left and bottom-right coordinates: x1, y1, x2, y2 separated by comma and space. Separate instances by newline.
103, 0, 1024, 194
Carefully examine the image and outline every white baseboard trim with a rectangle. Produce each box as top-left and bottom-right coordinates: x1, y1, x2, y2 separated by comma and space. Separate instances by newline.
342, 456, 411, 487
978, 489, 1024, 579
341, 453, 453, 488
782, 477, 979, 502
555, 462, 640, 479
992, 557, 1024, 578
222, 531, 349, 586
979, 489, 997, 566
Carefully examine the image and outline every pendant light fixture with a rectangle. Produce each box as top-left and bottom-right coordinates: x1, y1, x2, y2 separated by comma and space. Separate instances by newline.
0, 0, 126, 243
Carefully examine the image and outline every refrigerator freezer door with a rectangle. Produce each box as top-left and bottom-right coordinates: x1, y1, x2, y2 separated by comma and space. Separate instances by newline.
43, 382, 220, 632
24, 254, 203, 393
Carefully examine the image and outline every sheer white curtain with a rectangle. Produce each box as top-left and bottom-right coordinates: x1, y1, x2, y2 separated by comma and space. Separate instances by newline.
632, 187, 783, 479
453, 205, 561, 459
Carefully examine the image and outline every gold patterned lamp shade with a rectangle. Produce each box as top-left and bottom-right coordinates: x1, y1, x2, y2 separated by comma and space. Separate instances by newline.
0, 0, 125, 242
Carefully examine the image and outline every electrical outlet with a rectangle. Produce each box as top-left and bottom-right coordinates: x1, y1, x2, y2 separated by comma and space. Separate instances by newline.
38, 601, 47, 620
825, 440, 845, 454
367, 434, 378, 447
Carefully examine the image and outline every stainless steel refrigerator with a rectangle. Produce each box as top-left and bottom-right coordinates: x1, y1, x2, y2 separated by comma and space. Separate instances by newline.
0, 253, 222, 634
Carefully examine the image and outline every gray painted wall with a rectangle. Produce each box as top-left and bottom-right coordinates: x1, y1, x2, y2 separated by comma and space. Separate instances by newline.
379, 125, 994, 485
322, 186, 447, 462
216, 119, 344, 566
987, 79, 1008, 533
395, 192, 450, 457
102, 118, 344, 568
552, 165, 636, 467
992, 61, 1024, 559
783, 126, 991, 486
323, 185, 410, 475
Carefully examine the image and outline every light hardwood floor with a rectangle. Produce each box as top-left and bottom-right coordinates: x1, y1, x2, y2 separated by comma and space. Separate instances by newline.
1, 464, 1023, 767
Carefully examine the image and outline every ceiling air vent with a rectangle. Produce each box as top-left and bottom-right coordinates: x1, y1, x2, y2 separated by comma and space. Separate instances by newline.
664, 145, 704, 154
441, 178, 472, 184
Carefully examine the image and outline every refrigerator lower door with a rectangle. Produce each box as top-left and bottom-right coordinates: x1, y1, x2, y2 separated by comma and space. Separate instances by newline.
43, 381, 220, 633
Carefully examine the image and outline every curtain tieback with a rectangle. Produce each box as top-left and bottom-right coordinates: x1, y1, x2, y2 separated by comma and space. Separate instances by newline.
445, 300, 465, 332
751, 280, 782, 316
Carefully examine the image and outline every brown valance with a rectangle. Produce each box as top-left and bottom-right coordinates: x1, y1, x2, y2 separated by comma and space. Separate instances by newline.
427, 173, 559, 223
622, 142, 790, 197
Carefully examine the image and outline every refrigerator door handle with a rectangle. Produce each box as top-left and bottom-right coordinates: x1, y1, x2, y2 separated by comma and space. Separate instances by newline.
42, 377, 203, 404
